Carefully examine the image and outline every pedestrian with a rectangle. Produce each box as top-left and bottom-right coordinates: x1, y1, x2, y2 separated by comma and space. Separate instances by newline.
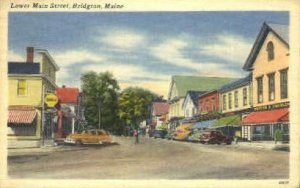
134, 129, 139, 144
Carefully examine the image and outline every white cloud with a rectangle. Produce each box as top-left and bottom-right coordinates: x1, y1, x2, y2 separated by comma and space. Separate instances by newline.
151, 38, 241, 77
8, 50, 24, 61
53, 49, 106, 68
98, 29, 144, 49
200, 33, 252, 64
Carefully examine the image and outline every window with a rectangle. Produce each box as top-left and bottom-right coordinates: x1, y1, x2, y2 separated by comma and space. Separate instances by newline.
280, 69, 288, 99
223, 95, 226, 110
17, 80, 27, 96
234, 91, 238, 108
228, 93, 232, 109
267, 41, 274, 61
268, 73, 275, 101
243, 88, 248, 106
257, 76, 263, 103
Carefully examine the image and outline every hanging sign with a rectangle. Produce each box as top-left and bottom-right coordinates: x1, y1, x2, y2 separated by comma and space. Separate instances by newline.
45, 93, 58, 107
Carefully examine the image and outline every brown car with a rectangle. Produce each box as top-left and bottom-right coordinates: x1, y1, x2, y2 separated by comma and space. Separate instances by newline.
199, 130, 232, 145
65, 129, 113, 145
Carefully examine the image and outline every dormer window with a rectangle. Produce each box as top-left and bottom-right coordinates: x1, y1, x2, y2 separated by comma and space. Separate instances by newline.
267, 41, 274, 61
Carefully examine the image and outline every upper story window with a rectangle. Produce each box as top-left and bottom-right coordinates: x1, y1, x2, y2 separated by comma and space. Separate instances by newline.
243, 87, 248, 106
234, 91, 238, 108
211, 97, 216, 111
17, 79, 27, 96
267, 41, 274, 61
280, 69, 288, 99
256, 76, 263, 103
223, 95, 227, 111
268, 73, 275, 101
228, 93, 232, 109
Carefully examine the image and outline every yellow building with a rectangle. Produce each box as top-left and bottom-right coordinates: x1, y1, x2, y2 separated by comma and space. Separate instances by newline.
241, 23, 289, 141
8, 47, 59, 148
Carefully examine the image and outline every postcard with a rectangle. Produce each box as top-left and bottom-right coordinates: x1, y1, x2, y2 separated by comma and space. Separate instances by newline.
0, 0, 299, 188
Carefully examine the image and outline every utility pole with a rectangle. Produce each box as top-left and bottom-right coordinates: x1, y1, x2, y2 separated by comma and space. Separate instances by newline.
96, 93, 101, 129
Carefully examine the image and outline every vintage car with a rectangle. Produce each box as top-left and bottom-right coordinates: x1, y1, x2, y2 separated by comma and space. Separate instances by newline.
172, 124, 192, 141
199, 129, 232, 145
153, 129, 168, 139
64, 129, 114, 145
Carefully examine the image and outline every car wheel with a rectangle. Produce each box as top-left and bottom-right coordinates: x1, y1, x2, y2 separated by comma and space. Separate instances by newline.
226, 141, 232, 145
75, 140, 82, 146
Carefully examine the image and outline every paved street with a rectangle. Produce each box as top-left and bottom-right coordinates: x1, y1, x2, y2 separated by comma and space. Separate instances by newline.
8, 136, 288, 179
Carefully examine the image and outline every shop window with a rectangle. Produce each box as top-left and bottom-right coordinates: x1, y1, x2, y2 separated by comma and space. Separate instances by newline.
267, 41, 274, 61
17, 79, 27, 96
234, 91, 238, 108
256, 76, 263, 103
228, 93, 232, 109
243, 87, 247, 106
280, 69, 288, 99
268, 73, 275, 101
223, 95, 226, 110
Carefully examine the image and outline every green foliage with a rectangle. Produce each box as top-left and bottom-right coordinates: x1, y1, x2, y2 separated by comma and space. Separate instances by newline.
81, 71, 120, 131
118, 87, 156, 128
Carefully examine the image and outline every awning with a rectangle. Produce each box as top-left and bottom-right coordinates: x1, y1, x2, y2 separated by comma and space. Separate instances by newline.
8, 110, 37, 124
211, 115, 240, 128
240, 108, 289, 125
192, 119, 217, 129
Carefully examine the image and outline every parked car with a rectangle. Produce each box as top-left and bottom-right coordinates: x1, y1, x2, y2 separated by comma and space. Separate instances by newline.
165, 130, 175, 140
172, 129, 192, 141
199, 130, 232, 145
153, 129, 167, 139
65, 129, 114, 145
187, 129, 203, 142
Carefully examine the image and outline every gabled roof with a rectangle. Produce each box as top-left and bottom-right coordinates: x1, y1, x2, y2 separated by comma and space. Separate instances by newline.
219, 74, 252, 93
152, 102, 169, 116
168, 75, 236, 99
56, 87, 79, 104
243, 22, 289, 71
198, 89, 218, 99
8, 62, 40, 74
186, 90, 207, 107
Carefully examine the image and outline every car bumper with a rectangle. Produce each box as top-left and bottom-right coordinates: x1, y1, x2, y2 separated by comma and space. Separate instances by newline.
64, 139, 76, 144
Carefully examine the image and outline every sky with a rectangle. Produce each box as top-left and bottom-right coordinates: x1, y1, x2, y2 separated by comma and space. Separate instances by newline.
8, 12, 289, 98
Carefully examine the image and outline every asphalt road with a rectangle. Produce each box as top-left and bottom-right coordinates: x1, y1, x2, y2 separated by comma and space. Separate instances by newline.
8, 136, 289, 179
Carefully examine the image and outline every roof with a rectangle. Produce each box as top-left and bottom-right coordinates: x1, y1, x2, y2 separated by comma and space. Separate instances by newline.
243, 22, 289, 71
192, 119, 217, 129
8, 62, 40, 74
199, 89, 218, 99
219, 74, 252, 93
56, 87, 79, 104
8, 109, 37, 124
169, 75, 237, 99
186, 90, 207, 107
153, 102, 169, 116
240, 108, 289, 125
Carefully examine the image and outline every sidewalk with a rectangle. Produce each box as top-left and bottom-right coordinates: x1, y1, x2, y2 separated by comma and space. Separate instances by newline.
7, 145, 87, 157
231, 141, 289, 151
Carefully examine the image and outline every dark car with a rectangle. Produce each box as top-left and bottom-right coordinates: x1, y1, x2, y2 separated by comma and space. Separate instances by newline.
153, 129, 167, 139
199, 130, 232, 145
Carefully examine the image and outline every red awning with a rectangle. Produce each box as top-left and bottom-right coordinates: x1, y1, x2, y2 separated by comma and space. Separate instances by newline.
8, 110, 37, 124
240, 108, 289, 125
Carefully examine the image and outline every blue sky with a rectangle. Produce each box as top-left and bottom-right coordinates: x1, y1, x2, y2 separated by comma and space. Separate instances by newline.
8, 12, 289, 97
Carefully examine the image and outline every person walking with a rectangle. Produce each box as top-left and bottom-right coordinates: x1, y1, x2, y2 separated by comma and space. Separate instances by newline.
134, 129, 139, 144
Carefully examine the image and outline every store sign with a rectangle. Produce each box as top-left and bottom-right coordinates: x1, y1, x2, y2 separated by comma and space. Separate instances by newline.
45, 93, 58, 107
253, 102, 289, 111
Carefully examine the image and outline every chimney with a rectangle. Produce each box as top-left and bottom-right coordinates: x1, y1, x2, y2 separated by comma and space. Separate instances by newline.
62, 85, 66, 88
26, 47, 34, 63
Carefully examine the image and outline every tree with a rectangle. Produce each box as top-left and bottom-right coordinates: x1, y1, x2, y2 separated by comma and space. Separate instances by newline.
81, 71, 120, 132
118, 87, 158, 131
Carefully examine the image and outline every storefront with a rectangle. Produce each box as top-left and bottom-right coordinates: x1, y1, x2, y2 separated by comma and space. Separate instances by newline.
240, 108, 289, 141
211, 115, 241, 138
7, 107, 38, 137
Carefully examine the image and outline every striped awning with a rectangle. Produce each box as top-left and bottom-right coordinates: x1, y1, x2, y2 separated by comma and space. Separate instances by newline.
8, 110, 37, 124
